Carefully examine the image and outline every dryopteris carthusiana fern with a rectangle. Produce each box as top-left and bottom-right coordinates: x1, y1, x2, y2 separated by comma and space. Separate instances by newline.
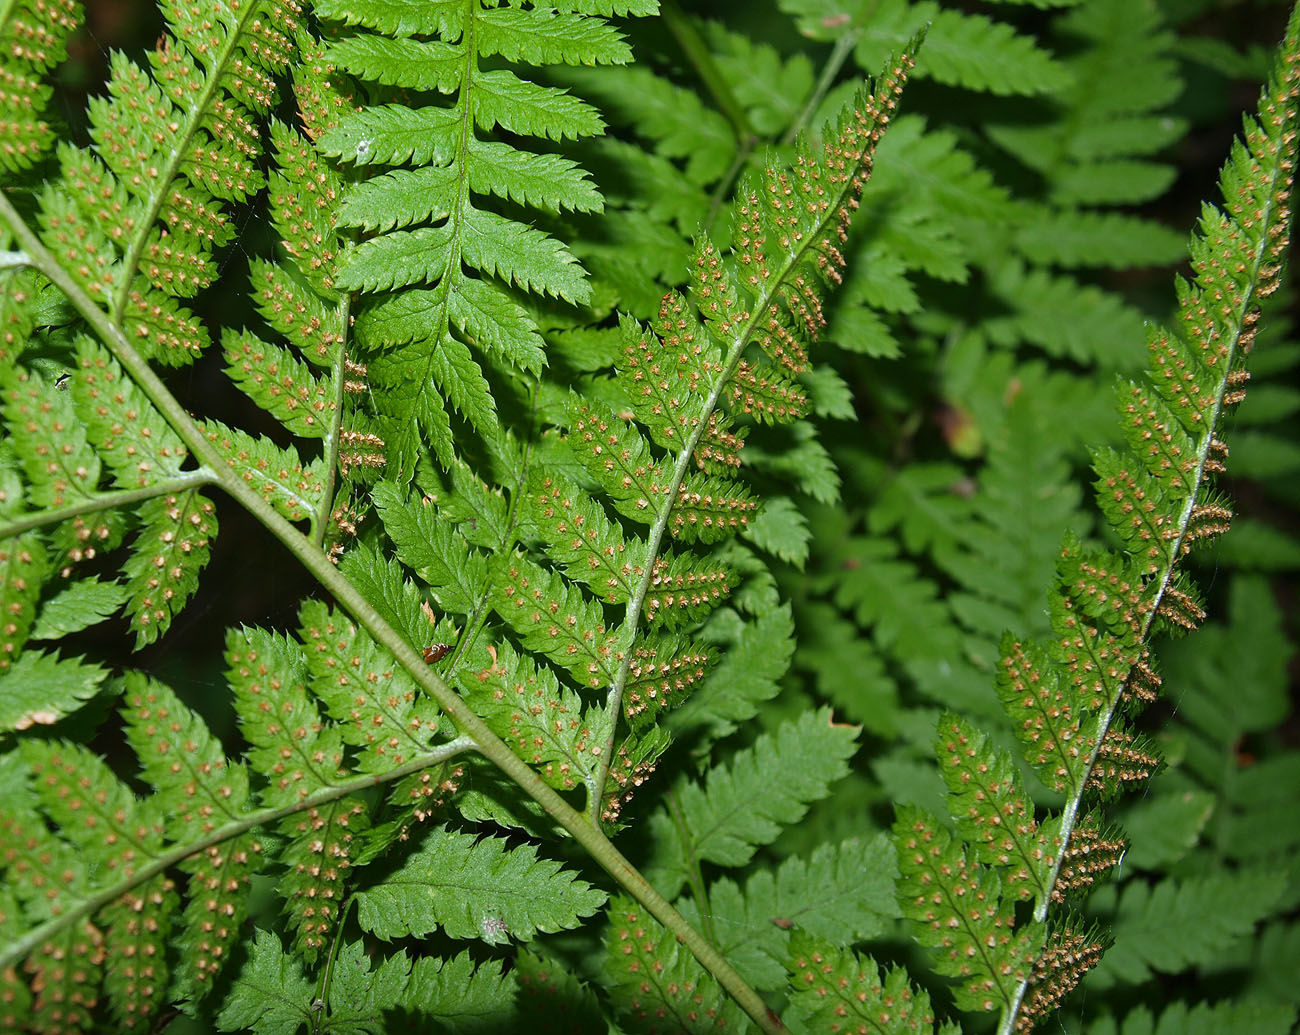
0, 0, 1297, 1032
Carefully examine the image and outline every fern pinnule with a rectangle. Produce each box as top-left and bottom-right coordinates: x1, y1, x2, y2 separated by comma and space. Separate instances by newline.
895, 805, 1043, 1015
785, 931, 957, 1035
1013, 922, 1108, 1033
0, 0, 78, 174
935, 712, 1058, 910
601, 894, 749, 1032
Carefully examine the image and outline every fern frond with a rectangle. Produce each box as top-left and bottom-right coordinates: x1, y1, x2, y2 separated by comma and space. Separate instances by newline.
1082, 1000, 1298, 1035
463, 636, 609, 793
1091, 871, 1287, 987
936, 713, 1059, 909
892, 8, 1300, 1032
790, 0, 1066, 96
895, 805, 1043, 1015
298, 598, 441, 770
678, 836, 899, 994
120, 490, 217, 648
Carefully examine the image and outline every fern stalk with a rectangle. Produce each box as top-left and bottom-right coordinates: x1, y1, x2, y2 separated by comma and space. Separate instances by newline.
0, 469, 214, 537
662, 0, 756, 146
0, 180, 782, 1035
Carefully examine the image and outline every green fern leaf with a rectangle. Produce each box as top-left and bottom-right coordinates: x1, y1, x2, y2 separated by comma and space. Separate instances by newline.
622, 636, 712, 730
278, 796, 371, 962
641, 551, 732, 628
983, 259, 1146, 366
1117, 790, 1215, 871
216, 928, 316, 1035
226, 625, 349, 804
28, 576, 128, 640
265, 115, 345, 301
372, 480, 486, 617
222, 329, 336, 439
986, 0, 1185, 209
71, 338, 189, 483
1016, 921, 1108, 1028
315, 0, 629, 480
123, 677, 265, 1002
1012, 208, 1185, 269
666, 601, 794, 743
298, 599, 441, 770
936, 713, 1058, 909
679, 836, 899, 993
0, 0, 79, 172
1084, 1000, 1298, 1035
199, 420, 326, 528
0, 649, 109, 733
491, 553, 622, 689
173, 830, 265, 1003
2, 365, 101, 507
355, 825, 606, 943
0, 531, 47, 668
601, 894, 749, 1033
120, 489, 216, 648
828, 0, 1068, 96
786, 931, 959, 1035
564, 397, 670, 524
1091, 871, 1287, 986
122, 674, 251, 838
312, 940, 410, 1034
895, 805, 1043, 1014
523, 470, 645, 604
669, 472, 761, 543
644, 707, 858, 897
397, 951, 518, 1031
514, 948, 606, 1033
463, 637, 611, 794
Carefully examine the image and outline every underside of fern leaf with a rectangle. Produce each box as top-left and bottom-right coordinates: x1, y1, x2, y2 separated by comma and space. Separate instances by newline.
892, 8, 1300, 1033
2, 0, 1295, 1032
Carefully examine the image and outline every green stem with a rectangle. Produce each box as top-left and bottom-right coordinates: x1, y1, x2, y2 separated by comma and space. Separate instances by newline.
661, 0, 757, 147
311, 293, 350, 547
665, 789, 718, 947
0, 469, 216, 538
781, 30, 860, 146
0, 191, 781, 1035
312, 896, 359, 1032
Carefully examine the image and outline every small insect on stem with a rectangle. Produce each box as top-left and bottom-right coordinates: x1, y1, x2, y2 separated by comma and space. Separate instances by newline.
54, 373, 71, 391
423, 643, 452, 664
